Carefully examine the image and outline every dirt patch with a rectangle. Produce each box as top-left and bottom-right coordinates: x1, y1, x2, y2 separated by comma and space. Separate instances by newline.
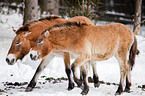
138, 85, 145, 91
1, 76, 145, 95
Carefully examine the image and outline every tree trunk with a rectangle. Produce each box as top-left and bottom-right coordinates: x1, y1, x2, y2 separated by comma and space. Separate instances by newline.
40, 0, 59, 15
23, 0, 38, 25
133, 0, 142, 35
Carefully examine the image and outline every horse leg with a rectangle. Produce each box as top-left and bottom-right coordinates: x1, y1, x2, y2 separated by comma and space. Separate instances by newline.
115, 51, 129, 95
90, 60, 100, 88
63, 52, 75, 90
80, 61, 90, 86
124, 62, 131, 92
25, 55, 54, 92
80, 69, 83, 82
71, 56, 89, 88
80, 65, 89, 95
115, 62, 127, 95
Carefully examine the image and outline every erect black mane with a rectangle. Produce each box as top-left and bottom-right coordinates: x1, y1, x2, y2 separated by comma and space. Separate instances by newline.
16, 24, 30, 34
16, 16, 60, 34
38, 15, 60, 21
41, 22, 87, 35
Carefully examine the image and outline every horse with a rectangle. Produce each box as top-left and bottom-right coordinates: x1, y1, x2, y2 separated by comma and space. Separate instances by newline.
30, 22, 137, 95
6, 16, 100, 92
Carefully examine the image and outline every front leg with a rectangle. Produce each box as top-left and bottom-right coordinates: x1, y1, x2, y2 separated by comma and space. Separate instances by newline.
71, 56, 89, 88
90, 60, 100, 88
80, 64, 89, 95
63, 52, 74, 90
25, 55, 54, 92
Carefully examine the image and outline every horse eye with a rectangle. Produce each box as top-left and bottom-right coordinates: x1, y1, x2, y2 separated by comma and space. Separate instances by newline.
37, 39, 43, 44
16, 42, 21, 45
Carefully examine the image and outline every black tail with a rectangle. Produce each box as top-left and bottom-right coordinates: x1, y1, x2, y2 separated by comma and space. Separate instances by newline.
129, 36, 138, 70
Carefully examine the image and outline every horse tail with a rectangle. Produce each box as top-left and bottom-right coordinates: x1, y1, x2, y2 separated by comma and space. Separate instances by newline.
129, 35, 138, 70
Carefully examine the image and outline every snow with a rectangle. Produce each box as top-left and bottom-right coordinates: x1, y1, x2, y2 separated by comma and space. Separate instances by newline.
106, 11, 125, 16
0, 11, 145, 96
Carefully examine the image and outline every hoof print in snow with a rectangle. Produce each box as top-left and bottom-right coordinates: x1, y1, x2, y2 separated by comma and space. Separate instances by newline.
4, 82, 28, 86
45, 77, 68, 84
53, 79, 61, 84
106, 82, 111, 85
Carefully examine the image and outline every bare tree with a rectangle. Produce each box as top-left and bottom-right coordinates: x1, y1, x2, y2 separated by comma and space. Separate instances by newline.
40, 0, 59, 15
133, 0, 142, 35
23, 0, 38, 25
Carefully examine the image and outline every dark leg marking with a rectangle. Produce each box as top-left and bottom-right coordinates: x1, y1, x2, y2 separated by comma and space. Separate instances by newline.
64, 52, 75, 90
124, 77, 131, 92
81, 71, 89, 95
93, 74, 100, 88
25, 79, 36, 92
115, 83, 123, 95
65, 68, 74, 90
71, 64, 82, 87
25, 64, 42, 92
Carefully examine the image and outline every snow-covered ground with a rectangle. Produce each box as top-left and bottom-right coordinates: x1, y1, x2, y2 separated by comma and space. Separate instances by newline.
0, 10, 145, 96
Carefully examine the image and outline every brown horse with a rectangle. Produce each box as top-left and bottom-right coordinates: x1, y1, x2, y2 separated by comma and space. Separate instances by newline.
6, 16, 99, 92
30, 22, 137, 95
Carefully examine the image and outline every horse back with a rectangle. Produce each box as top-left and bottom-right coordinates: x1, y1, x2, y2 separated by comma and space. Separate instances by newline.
79, 23, 134, 60
68, 16, 94, 25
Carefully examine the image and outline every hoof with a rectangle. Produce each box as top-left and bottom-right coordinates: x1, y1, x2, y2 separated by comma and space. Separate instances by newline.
67, 83, 75, 91
80, 84, 85, 90
124, 87, 130, 92
75, 79, 82, 87
94, 82, 100, 88
115, 90, 123, 95
115, 92, 122, 95
25, 81, 36, 92
81, 88, 89, 95
25, 86, 33, 92
115, 84, 123, 95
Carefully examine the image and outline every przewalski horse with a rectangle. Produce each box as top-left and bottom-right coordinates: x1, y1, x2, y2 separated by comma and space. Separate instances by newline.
30, 22, 137, 95
6, 16, 99, 92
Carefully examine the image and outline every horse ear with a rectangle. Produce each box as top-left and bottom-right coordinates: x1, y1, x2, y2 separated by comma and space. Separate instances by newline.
22, 31, 32, 38
12, 26, 17, 34
44, 30, 50, 37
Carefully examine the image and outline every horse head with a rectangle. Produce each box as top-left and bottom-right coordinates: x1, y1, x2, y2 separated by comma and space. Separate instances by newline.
6, 31, 31, 65
30, 30, 52, 60
6, 16, 64, 65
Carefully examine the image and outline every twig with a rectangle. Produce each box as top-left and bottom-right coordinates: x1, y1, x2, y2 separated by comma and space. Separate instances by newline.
134, 19, 145, 29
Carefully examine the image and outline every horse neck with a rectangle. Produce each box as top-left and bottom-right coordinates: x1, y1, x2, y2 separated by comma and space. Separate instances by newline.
48, 26, 86, 51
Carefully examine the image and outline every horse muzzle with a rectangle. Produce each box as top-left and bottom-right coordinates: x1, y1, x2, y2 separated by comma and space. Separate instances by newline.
6, 54, 16, 65
30, 50, 39, 61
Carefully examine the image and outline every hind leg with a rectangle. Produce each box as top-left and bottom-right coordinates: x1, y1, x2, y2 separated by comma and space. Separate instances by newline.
26, 55, 54, 92
80, 61, 90, 86
90, 60, 100, 88
115, 50, 129, 95
80, 60, 100, 88
80, 65, 89, 95
124, 62, 131, 92
63, 52, 75, 90
71, 56, 89, 88
115, 61, 127, 95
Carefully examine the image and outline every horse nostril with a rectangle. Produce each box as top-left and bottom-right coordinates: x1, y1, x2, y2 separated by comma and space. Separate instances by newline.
6, 58, 10, 63
33, 56, 36, 60
11, 58, 15, 64
30, 54, 33, 59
